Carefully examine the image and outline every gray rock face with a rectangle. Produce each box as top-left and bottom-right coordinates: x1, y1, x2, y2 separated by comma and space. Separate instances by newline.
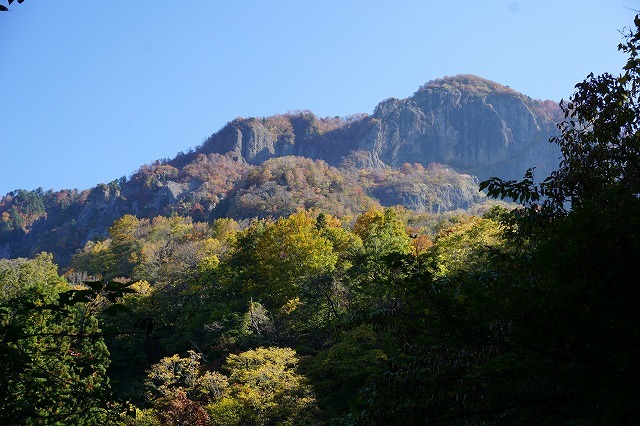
371, 173, 485, 213
200, 75, 562, 181
361, 76, 561, 180
203, 117, 307, 165
76, 185, 128, 241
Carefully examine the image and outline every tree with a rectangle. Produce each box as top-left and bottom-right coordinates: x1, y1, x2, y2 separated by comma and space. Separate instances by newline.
346, 16, 640, 424
251, 211, 337, 309
315, 212, 363, 270
453, 14, 640, 423
308, 325, 387, 417
0, 253, 119, 424
107, 214, 144, 279
345, 208, 412, 318
145, 350, 228, 402
155, 390, 210, 426
352, 208, 411, 257
206, 347, 317, 425
143, 351, 228, 425
429, 215, 502, 278
0, 0, 24, 12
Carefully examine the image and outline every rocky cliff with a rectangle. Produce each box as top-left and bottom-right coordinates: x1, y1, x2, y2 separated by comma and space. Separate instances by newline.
361, 75, 562, 179
198, 75, 562, 180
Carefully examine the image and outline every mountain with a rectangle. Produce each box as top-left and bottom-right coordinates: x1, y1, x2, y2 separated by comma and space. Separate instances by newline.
0, 75, 561, 266
197, 74, 562, 179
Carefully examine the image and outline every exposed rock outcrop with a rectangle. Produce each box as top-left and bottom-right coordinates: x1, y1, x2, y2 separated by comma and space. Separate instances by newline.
200, 75, 562, 180
360, 75, 561, 179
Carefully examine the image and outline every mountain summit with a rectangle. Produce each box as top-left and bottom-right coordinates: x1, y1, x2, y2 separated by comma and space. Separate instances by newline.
196, 74, 561, 179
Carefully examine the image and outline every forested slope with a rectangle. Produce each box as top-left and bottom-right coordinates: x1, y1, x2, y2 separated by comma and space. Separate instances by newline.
3, 14, 639, 424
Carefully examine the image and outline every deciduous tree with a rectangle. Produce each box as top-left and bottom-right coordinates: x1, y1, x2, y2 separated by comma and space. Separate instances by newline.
207, 347, 317, 425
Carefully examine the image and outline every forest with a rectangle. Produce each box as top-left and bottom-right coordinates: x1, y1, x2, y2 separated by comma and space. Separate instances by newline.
1, 15, 639, 426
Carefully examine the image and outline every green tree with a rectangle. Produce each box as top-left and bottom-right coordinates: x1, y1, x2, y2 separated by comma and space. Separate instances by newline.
404, 14, 640, 423
345, 208, 412, 318
0, 253, 116, 424
485, 21, 640, 415
73, 214, 145, 280
344, 17, 640, 423
107, 214, 144, 279
353, 207, 411, 257
0, 252, 67, 302
207, 347, 317, 425
251, 211, 337, 309
315, 212, 363, 270
308, 325, 387, 417
8, 206, 24, 230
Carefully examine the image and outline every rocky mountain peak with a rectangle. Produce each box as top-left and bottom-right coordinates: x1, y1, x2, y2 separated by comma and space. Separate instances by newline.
196, 74, 562, 180
416, 74, 520, 97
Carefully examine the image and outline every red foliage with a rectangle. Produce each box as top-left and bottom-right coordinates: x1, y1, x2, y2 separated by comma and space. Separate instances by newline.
157, 391, 210, 426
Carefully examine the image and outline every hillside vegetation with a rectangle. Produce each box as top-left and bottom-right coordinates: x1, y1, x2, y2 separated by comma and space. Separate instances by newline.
3, 14, 639, 423
0, 155, 487, 266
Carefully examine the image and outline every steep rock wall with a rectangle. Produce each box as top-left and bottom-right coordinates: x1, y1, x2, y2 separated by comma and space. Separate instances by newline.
199, 75, 561, 180
360, 76, 561, 179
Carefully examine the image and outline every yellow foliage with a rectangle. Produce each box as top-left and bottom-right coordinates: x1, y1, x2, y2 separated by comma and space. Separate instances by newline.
129, 280, 153, 296
207, 347, 317, 425
281, 297, 301, 315
196, 255, 220, 276
353, 207, 411, 255
253, 211, 337, 308
198, 237, 221, 257
431, 216, 503, 277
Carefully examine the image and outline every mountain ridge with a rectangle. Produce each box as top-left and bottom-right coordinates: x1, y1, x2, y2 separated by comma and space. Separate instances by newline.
189, 74, 561, 178
0, 74, 561, 266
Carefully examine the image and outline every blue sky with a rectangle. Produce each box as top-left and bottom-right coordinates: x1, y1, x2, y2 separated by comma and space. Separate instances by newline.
0, 0, 635, 196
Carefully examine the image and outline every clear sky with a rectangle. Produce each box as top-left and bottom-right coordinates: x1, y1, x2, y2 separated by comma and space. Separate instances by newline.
0, 0, 636, 196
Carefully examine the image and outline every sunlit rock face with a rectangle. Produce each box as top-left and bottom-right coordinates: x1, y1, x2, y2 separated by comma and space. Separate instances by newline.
201, 75, 562, 181
360, 75, 562, 180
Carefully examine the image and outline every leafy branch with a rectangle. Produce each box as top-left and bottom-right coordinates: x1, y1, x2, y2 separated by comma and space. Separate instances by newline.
0, 0, 24, 12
